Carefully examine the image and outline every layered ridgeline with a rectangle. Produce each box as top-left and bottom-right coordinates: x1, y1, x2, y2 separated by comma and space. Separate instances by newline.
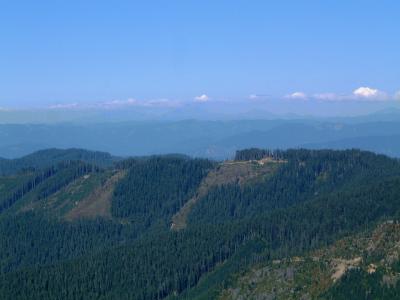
0, 148, 400, 299
0, 148, 118, 176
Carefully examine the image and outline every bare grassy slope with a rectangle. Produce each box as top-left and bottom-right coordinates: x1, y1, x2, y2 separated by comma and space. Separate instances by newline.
19, 170, 126, 220
65, 171, 126, 220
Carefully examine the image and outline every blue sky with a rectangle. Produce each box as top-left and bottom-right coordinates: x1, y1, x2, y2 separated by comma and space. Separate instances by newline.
0, 0, 399, 113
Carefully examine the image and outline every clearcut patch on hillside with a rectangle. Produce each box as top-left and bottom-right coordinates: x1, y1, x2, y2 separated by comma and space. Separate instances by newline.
171, 158, 284, 230
65, 170, 126, 221
19, 172, 110, 217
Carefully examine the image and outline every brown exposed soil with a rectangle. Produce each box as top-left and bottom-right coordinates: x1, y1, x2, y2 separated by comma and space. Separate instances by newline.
64, 171, 125, 221
331, 257, 362, 282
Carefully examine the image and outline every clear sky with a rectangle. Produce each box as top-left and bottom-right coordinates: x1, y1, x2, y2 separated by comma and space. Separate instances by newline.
0, 0, 399, 112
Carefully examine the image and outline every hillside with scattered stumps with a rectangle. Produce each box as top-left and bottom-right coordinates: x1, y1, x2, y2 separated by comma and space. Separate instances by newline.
218, 221, 400, 300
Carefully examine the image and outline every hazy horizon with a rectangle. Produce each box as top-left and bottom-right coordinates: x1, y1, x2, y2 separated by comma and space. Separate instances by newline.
1, 99, 400, 124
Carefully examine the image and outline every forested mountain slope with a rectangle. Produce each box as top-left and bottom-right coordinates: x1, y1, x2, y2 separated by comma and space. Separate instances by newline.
0, 148, 399, 299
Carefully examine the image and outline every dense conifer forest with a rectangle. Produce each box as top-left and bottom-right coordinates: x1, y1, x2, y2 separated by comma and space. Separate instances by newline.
0, 148, 400, 299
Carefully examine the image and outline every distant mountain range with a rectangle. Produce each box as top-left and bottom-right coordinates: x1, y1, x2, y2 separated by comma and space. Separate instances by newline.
1, 114, 400, 159
2, 102, 400, 122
